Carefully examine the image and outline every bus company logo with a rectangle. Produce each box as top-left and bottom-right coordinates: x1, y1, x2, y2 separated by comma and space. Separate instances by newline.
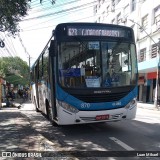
2, 152, 11, 157
81, 103, 90, 109
94, 90, 111, 94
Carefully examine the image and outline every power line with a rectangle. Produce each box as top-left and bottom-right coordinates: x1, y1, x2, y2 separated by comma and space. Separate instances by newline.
0, 44, 14, 57
22, 3, 95, 30
30, 0, 56, 8
22, 1, 97, 21
21, 1, 129, 32
21, 5, 125, 32
9, 38, 18, 57
4, 33, 17, 57
2, 33, 17, 57
0, 33, 15, 57
17, 33, 30, 57
30, 0, 81, 15
0, 47, 7, 57
27, 2, 95, 22
17, 33, 31, 69
21, 4, 97, 32
22, 0, 84, 31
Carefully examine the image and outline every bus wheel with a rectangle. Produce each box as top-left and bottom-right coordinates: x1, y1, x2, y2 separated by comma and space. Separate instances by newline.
34, 97, 39, 112
46, 101, 58, 126
46, 101, 52, 120
52, 121, 58, 126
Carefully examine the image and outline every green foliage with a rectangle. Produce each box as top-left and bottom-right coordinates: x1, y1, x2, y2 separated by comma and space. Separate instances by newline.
0, 0, 55, 35
0, 0, 30, 35
5, 74, 28, 86
0, 57, 29, 85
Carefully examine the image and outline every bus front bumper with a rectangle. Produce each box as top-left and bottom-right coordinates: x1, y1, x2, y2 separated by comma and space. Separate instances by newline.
57, 104, 137, 125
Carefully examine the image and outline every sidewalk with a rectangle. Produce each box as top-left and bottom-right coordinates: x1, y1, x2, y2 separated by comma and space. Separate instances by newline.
137, 102, 160, 111
0, 99, 68, 157
0, 99, 47, 160
13, 98, 35, 111
0, 100, 37, 154
1, 98, 35, 111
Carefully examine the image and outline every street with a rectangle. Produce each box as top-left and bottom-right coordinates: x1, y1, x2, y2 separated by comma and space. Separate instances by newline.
0, 101, 160, 160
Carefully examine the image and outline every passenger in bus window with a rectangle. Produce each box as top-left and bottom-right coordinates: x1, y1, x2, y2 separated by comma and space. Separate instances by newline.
85, 61, 92, 76
111, 54, 122, 73
94, 67, 101, 77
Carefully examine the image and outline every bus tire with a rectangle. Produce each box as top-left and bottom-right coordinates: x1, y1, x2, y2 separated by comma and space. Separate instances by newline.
52, 120, 58, 127
46, 100, 52, 120
46, 101, 59, 126
34, 97, 39, 112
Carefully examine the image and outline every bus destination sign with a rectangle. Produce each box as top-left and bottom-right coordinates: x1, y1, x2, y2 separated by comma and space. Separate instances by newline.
68, 27, 125, 37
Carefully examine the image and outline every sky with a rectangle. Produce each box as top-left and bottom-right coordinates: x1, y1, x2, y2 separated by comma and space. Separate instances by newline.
3, 0, 96, 66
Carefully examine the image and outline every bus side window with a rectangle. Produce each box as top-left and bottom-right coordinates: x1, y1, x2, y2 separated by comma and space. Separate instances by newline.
39, 56, 43, 80
43, 50, 49, 81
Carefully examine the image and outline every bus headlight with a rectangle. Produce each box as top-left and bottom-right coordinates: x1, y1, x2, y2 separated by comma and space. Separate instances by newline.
58, 101, 79, 113
125, 98, 137, 110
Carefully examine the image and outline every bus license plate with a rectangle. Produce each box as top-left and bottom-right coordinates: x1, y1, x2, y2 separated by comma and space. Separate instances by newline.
96, 114, 109, 121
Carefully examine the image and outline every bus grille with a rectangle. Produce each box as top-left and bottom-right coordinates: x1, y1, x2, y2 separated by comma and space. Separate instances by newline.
74, 92, 128, 103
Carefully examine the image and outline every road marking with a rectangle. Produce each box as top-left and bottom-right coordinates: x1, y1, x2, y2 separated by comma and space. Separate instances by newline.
109, 137, 135, 151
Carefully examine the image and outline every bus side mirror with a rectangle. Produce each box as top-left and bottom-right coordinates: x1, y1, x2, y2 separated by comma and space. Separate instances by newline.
49, 40, 56, 57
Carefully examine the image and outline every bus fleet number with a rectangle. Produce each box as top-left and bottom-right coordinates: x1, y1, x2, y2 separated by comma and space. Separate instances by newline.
81, 103, 90, 109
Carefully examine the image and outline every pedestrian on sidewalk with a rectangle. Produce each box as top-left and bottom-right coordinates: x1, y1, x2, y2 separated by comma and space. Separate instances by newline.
22, 89, 28, 102
18, 89, 23, 98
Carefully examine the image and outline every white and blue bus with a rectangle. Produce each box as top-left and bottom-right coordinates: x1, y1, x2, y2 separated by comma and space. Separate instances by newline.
30, 23, 138, 125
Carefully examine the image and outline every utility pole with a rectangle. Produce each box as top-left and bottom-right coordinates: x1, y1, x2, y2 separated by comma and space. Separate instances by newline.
129, 19, 160, 109
28, 55, 31, 86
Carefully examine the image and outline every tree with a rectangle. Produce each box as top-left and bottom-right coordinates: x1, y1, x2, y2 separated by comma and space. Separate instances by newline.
0, 57, 29, 86
0, 0, 56, 48
0, 0, 55, 36
0, 0, 29, 36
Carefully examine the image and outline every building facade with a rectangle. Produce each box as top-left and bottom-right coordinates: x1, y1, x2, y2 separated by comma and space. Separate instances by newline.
94, 0, 160, 103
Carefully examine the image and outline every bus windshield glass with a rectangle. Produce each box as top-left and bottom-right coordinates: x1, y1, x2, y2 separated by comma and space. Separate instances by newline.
58, 40, 137, 88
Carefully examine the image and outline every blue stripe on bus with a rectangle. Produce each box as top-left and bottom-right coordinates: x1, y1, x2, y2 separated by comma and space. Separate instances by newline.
56, 85, 137, 111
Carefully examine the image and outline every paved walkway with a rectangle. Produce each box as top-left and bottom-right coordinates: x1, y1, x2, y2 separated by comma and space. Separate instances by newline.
0, 99, 38, 158
137, 102, 160, 111
0, 100, 51, 160
1, 98, 35, 110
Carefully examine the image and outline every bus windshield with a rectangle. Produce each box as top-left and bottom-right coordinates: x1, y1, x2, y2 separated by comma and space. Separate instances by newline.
58, 40, 137, 88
